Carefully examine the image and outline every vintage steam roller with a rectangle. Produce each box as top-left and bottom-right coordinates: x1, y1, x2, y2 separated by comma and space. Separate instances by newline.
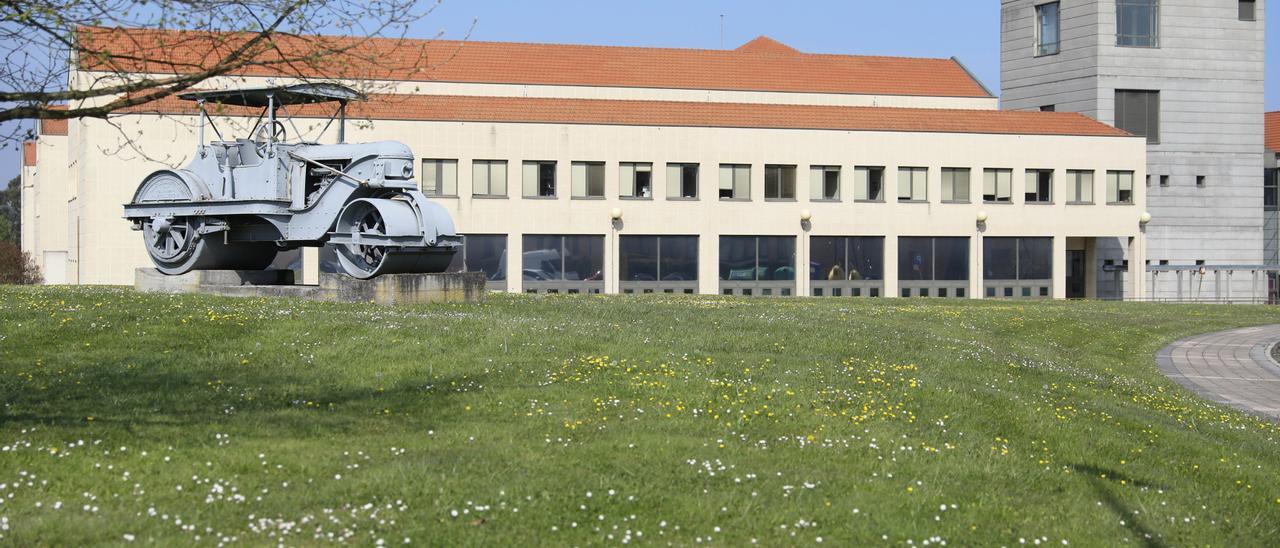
123, 84, 460, 279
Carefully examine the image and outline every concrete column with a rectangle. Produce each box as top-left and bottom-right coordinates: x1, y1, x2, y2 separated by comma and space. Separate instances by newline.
884, 234, 899, 298
698, 232, 718, 295
797, 228, 810, 297
971, 230, 983, 299
1052, 234, 1067, 299
506, 232, 522, 293
1085, 237, 1098, 299
1128, 235, 1145, 300
302, 247, 319, 285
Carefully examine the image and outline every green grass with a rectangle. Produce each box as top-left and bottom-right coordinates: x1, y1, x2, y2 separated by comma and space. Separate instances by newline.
2, 286, 1280, 546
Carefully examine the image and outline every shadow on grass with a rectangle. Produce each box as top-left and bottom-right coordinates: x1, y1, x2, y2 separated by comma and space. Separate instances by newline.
0, 364, 488, 436
1069, 463, 1167, 548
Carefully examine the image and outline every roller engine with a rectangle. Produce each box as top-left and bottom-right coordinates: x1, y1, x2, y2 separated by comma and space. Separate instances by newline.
123, 84, 459, 279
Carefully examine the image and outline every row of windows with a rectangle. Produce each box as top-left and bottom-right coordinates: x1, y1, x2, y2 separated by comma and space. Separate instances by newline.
447, 234, 1053, 285
1035, 1, 1256, 57
423, 159, 1137, 204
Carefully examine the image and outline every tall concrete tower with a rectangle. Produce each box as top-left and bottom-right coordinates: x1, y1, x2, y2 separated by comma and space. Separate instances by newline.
1001, 0, 1265, 299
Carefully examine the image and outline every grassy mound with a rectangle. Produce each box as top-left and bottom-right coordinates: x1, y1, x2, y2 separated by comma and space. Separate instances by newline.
1, 286, 1278, 545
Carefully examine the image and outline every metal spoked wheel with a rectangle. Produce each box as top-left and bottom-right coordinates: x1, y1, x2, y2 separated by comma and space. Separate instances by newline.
334, 197, 457, 279
142, 216, 277, 274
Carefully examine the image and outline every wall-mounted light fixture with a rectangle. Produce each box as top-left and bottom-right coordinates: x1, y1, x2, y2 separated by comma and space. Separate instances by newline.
610, 208, 623, 220
976, 211, 989, 224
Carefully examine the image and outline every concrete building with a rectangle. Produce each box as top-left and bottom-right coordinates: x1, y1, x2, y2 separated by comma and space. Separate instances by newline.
21, 30, 1150, 298
1001, 0, 1266, 300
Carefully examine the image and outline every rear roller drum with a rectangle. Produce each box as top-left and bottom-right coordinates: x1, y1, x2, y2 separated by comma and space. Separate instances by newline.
143, 217, 276, 274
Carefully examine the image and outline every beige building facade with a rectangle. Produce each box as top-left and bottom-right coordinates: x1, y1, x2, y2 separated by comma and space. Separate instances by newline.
22, 33, 1150, 298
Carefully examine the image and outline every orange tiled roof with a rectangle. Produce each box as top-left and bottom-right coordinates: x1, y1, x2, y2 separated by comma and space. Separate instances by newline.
121, 93, 1131, 138
1266, 111, 1280, 151
23, 141, 36, 166
78, 27, 994, 98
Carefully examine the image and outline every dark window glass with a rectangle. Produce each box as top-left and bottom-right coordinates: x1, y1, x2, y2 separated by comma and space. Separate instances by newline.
758, 237, 796, 280
681, 165, 699, 198
1040, 104, 1056, 112
1265, 168, 1278, 211
538, 163, 556, 196
661, 236, 699, 281
1019, 238, 1053, 279
563, 236, 604, 281
1115, 90, 1159, 144
1037, 2, 1060, 55
934, 237, 970, 281
810, 236, 884, 281
464, 234, 507, 281
1240, 0, 1256, 21
983, 238, 1019, 279
619, 236, 659, 282
765, 165, 797, 199
1117, 0, 1159, 47
523, 235, 562, 280
720, 236, 758, 281
898, 237, 934, 281
810, 237, 846, 281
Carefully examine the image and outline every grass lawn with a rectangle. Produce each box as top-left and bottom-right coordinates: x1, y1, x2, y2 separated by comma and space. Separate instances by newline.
2, 286, 1280, 546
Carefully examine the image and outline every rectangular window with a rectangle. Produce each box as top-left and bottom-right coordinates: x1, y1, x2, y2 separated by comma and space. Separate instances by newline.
421, 159, 458, 196
571, 161, 605, 198
1040, 105, 1056, 112
984, 237, 1052, 280
941, 167, 970, 203
471, 160, 507, 197
1267, 168, 1279, 211
1107, 170, 1135, 204
450, 234, 507, 282
1067, 170, 1094, 203
1196, 175, 1206, 188
899, 237, 970, 281
619, 162, 653, 198
1115, 90, 1159, 144
897, 167, 927, 202
1240, 0, 1256, 21
620, 235, 699, 283
522, 235, 604, 282
983, 168, 1013, 203
810, 166, 841, 201
1036, 2, 1061, 55
666, 163, 699, 199
1025, 169, 1053, 203
522, 161, 556, 198
765, 164, 797, 199
854, 166, 884, 201
719, 164, 751, 200
1159, 175, 1169, 187
1117, 0, 1159, 47
810, 236, 884, 281
719, 236, 795, 281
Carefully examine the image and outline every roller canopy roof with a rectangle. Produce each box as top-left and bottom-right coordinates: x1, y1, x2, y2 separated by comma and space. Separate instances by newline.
177, 83, 365, 107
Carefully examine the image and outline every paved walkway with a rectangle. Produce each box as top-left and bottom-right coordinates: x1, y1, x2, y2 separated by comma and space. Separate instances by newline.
1156, 324, 1280, 420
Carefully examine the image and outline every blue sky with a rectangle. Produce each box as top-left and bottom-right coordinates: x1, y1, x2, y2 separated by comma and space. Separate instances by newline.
4, 1, 1279, 181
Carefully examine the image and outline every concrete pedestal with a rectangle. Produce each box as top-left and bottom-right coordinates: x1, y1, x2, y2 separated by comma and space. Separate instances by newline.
134, 268, 485, 305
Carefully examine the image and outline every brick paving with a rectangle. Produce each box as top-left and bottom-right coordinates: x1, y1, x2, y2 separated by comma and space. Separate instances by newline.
1156, 325, 1280, 421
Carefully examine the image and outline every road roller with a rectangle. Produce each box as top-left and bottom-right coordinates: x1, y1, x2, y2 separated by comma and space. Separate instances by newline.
122, 83, 460, 279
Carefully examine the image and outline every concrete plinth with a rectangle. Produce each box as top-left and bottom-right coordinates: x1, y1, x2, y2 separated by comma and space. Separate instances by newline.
134, 268, 485, 305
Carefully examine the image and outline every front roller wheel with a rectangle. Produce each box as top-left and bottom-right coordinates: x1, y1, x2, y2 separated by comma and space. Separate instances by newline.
333, 199, 455, 279
142, 217, 276, 274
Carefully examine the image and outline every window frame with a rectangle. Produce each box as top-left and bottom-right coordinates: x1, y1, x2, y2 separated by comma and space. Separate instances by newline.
1066, 169, 1094, 204
523, 160, 558, 199
854, 166, 886, 203
619, 162, 654, 200
571, 161, 606, 199
666, 162, 700, 200
421, 158, 458, 197
1035, 2, 1061, 56
471, 159, 508, 198
897, 166, 928, 203
1107, 170, 1136, 205
809, 165, 841, 202
1116, 0, 1160, 48
1024, 169, 1054, 204
983, 168, 1014, 204
764, 164, 798, 201
941, 167, 971, 203
1240, 0, 1257, 21
719, 163, 752, 201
